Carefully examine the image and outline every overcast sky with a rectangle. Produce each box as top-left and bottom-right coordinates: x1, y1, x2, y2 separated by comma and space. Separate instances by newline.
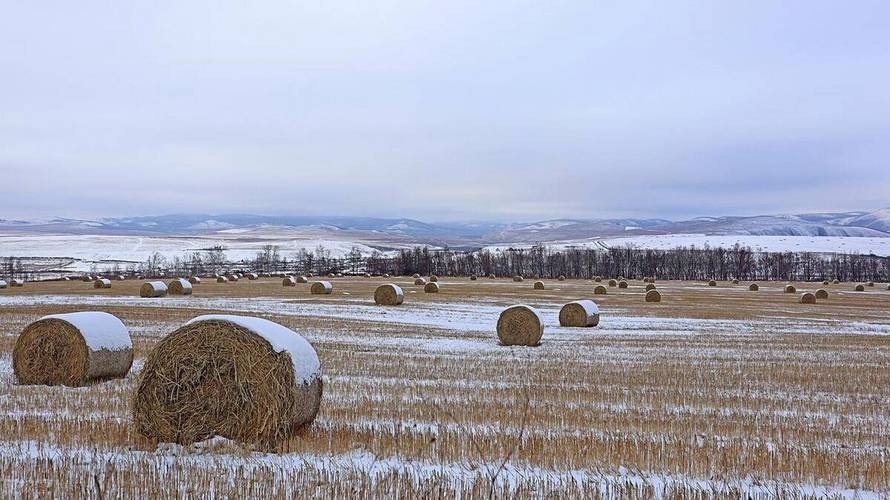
1, 1, 888, 222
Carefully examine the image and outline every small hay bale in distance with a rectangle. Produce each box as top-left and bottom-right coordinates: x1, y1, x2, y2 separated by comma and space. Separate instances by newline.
470, 275, 477, 280
800, 292, 816, 304
217, 276, 229, 283
867, 281, 875, 287
496, 305, 544, 346
364, 273, 371, 278
822, 280, 829, 286
413, 273, 420, 278
513, 275, 524, 282
227, 274, 239, 282
115, 275, 126, 281
424, 282, 440, 293
140, 281, 168, 298
82, 275, 93, 282
645, 283, 656, 291
533, 281, 545, 290
784, 284, 796, 294
833, 279, 840, 284
854, 284, 865, 292
594, 285, 608, 295
645, 289, 662, 303
188, 276, 201, 285
283, 276, 296, 287
732, 279, 739, 284
430, 275, 439, 282
13, 311, 133, 386
488, 274, 496, 279
0, 279, 7, 289
608, 279, 618, 287
594, 276, 602, 282
10, 279, 24, 287
133, 315, 322, 448
558, 275, 566, 281
296, 275, 308, 284
708, 280, 717, 287
310, 281, 333, 295
168, 278, 193, 296
414, 277, 427, 286
374, 284, 404, 305
93, 278, 112, 289
749, 283, 759, 291
558, 300, 599, 327
815, 289, 829, 299
618, 280, 628, 289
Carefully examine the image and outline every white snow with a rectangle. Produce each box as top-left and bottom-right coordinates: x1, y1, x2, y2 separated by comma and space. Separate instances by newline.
40, 311, 132, 351
185, 315, 321, 384
0, 280, 6, 288
569, 299, 599, 317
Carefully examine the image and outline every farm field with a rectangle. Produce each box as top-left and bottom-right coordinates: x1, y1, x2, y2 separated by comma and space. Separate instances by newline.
1, 277, 889, 497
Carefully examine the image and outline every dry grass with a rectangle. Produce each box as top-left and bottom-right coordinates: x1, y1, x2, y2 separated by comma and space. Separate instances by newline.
1, 277, 889, 496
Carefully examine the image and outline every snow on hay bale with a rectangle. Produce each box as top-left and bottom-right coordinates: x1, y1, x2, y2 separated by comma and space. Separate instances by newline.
645, 283, 656, 291
594, 285, 608, 295
413, 273, 420, 279
227, 274, 240, 282
732, 279, 739, 284
414, 278, 427, 286
867, 281, 875, 287
13, 312, 133, 386
618, 280, 628, 289
0, 280, 7, 289
168, 278, 193, 296
247, 273, 259, 280
708, 280, 717, 287
608, 279, 618, 287
217, 276, 229, 283
488, 274, 496, 279
10, 279, 24, 287
188, 276, 201, 284
594, 276, 602, 282
296, 276, 308, 284
800, 292, 816, 304
133, 315, 322, 447
559, 300, 599, 327
93, 278, 112, 289
374, 284, 404, 305
645, 289, 662, 302
815, 289, 829, 299
140, 281, 168, 298
424, 282, 440, 293
784, 284, 796, 293
82, 275, 93, 282
497, 305, 544, 346
430, 275, 439, 282
558, 275, 566, 281
854, 284, 865, 292
283, 276, 296, 287
749, 283, 760, 291
513, 276, 524, 282
310, 281, 333, 295
534, 281, 545, 290
833, 279, 840, 284
115, 275, 126, 281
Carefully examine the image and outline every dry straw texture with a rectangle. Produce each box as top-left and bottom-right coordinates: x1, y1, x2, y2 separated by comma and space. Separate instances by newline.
708, 280, 717, 287
608, 279, 618, 287
558, 300, 599, 327
594, 285, 608, 295
645, 283, 656, 291
645, 289, 662, 303
855, 284, 866, 292
189, 276, 201, 284
414, 278, 426, 286
217, 276, 228, 283
833, 279, 840, 284
168, 278, 193, 296
496, 305, 544, 346
374, 284, 404, 305
815, 289, 829, 299
133, 319, 322, 448
424, 282, 440, 293
310, 281, 333, 295
534, 281, 545, 290
227, 274, 240, 282
749, 283, 760, 291
618, 280, 628, 289
93, 278, 112, 289
784, 284, 796, 293
296, 276, 308, 284
283, 277, 296, 287
800, 292, 816, 304
594, 276, 602, 282
140, 281, 168, 298
13, 314, 132, 386
430, 275, 439, 282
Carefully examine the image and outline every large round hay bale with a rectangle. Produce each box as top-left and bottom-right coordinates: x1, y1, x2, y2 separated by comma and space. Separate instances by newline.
815, 289, 829, 299
168, 278, 193, 296
749, 283, 759, 291
533, 281, 545, 290
374, 284, 404, 305
784, 284, 796, 294
310, 281, 333, 294
608, 279, 618, 287
594, 285, 607, 295
645, 283, 656, 291
283, 276, 296, 287
513, 276, 524, 282
296, 275, 308, 284
496, 305, 543, 346
424, 282, 440, 293
800, 292, 816, 304
414, 277, 427, 286
13, 312, 133, 386
430, 275, 439, 282
133, 315, 322, 447
645, 289, 662, 303
140, 281, 168, 297
558, 300, 599, 327
217, 276, 229, 283
188, 276, 201, 285
618, 280, 628, 289
93, 278, 112, 289
708, 280, 717, 287
854, 284, 865, 292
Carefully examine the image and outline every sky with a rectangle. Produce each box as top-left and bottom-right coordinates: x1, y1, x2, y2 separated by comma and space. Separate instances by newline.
1, 0, 889, 222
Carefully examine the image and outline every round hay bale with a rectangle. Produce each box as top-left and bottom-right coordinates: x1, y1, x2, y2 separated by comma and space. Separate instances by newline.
13, 312, 133, 386
513, 276, 524, 282
82, 275, 93, 282
310, 281, 333, 295
645, 289, 662, 303
558, 275, 566, 281
93, 278, 112, 289
140, 281, 168, 298
594, 276, 602, 282
470, 275, 478, 280
558, 300, 599, 327
488, 273, 496, 279
383, 273, 391, 278
854, 284, 865, 292
867, 281, 875, 287
815, 289, 829, 299
10, 279, 24, 287
364, 273, 371, 278
188, 276, 201, 285
227, 274, 239, 282
749, 283, 759, 291
496, 305, 543, 346
708, 280, 717, 287
247, 273, 259, 280
533, 281, 545, 290
0, 280, 7, 289
414, 278, 427, 286
800, 292, 816, 304
133, 315, 322, 448
594, 285, 607, 295
784, 284, 796, 293
732, 279, 739, 285
374, 284, 404, 305
833, 279, 840, 284
115, 275, 126, 281
886, 284, 890, 291
283, 276, 296, 287
424, 282, 440, 293
296, 276, 308, 284
168, 278, 193, 296
618, 280, 628, 289
413, 273, 420, 279
822, 281, 829, 286
430, 275, 439, 282
608, 279, 618, 287
645, 283, 656, 291
217, 276, 229, 283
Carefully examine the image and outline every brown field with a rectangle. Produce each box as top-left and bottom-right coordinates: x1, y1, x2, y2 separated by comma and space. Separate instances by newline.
1, 277, 889, 498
